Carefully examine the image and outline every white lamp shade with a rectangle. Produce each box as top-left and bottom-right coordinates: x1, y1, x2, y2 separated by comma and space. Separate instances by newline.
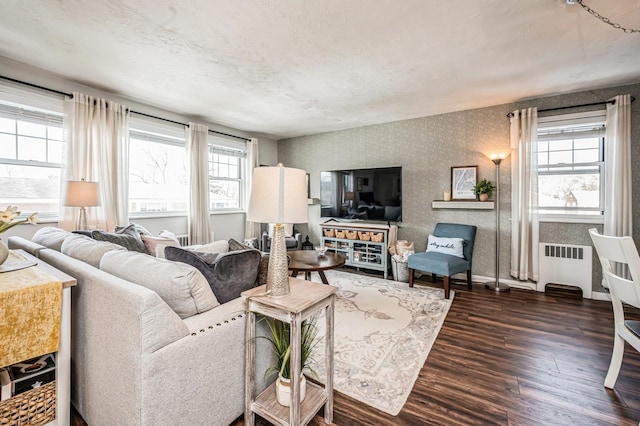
247, 165, 308, 224
64, 180, 100, 207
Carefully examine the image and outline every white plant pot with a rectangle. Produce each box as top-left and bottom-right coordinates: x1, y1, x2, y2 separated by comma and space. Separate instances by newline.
276, 374, 306, 407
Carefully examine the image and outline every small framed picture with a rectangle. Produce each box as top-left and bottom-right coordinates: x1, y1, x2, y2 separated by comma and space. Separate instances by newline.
306, 173, 310, 198
451, 166, 478, 200
357, 178, 363, 191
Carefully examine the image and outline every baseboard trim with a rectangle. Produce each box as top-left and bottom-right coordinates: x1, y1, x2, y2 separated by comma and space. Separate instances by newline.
591, 291, 611, 301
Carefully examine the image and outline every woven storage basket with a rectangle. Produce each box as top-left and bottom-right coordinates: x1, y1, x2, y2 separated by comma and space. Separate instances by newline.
323, 229, 335, 237
0, 380, 56, 426
357, 231, 372, 241
371, 232, 384, 242
335, 230, 346, 239
345, 231, 358, 240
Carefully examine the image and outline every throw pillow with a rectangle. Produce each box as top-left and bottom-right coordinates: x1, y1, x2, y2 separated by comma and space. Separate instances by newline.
61, 234, 126, 268
92, 225, 148, 253
159, 230, 180, 245
228, 238, 252, 251
426, 235, 465, 258
100, 250, 219, 319
115, 222, 151, 236
189, 240, 229, 254
141, 234, 180, 257
268, 223, 294, 238
165, 246, 261, 304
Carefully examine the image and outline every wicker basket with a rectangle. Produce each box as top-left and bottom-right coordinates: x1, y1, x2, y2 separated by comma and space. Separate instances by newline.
358, 231, 372, 241
371, 232, 384, 243
345, 231, 358, 240
335, 230, 346, 239
0, 381, 56, 426
323, 229, 335, 238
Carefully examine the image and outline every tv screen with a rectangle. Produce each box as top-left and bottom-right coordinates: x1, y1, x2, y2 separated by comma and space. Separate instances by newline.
320, 167, 402, 222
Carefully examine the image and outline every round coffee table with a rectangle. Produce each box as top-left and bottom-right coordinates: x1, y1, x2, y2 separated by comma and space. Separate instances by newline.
288, 250, 346, 284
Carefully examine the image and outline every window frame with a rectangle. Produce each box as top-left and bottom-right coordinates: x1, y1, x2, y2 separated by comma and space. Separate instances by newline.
207, 136, 247, 212
536, 110, 606, 224
0, 93, 64, 221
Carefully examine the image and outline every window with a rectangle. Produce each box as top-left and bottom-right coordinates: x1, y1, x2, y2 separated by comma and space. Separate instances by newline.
537, 111, 605, 222
128, 118, 188, 216
208, 140, 245, 210
0, 102, 64, 219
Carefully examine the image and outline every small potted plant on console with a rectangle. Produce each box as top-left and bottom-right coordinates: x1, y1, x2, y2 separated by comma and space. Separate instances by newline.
473, 179, 496, 202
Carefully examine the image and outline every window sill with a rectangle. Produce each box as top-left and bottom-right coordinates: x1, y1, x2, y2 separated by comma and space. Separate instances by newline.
538, 215, 604, 224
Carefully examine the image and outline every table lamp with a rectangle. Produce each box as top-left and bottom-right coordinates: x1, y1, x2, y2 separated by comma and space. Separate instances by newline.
247, 164, 309, 297
64, 179, 100, 230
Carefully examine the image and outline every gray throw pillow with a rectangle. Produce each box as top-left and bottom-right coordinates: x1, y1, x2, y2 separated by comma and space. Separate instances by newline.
115, 222, 152, 236
228, 238, 251, 251
92, 224, 148, 253
165, 246, 261, 304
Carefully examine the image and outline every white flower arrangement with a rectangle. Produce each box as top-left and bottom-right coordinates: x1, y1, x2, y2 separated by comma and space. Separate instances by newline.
0, 205, 38, 233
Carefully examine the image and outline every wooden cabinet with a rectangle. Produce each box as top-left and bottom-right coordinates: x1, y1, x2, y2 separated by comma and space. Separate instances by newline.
320, 222, 392, 279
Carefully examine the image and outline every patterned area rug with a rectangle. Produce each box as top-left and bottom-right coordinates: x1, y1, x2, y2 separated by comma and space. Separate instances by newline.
309, 270, 453, 416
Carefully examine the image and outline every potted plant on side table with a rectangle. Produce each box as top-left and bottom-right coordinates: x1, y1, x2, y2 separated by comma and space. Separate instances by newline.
473, 179, 496, 202
262, 316, 320, 407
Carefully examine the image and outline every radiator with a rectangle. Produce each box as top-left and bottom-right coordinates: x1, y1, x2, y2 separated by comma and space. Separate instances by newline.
537, 243, 592, 298
177, 234, 190, 246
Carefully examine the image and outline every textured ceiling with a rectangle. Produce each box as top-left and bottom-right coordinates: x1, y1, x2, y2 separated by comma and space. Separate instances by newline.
0, 0, 639, 139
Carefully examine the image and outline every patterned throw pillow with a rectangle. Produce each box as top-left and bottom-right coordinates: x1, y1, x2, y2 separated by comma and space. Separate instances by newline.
426, 235, 465, 258
114, 222, 152, 236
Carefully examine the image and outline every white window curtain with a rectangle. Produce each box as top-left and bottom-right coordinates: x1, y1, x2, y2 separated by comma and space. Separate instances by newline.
187, 123, 211, 245
604, 94, 632, 238
510, 107, 539, 281
244, 138, 262, 240
59, 92, 129, 231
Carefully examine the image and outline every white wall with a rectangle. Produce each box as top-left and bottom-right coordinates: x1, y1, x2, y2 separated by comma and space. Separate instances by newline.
0, 58, 277, 242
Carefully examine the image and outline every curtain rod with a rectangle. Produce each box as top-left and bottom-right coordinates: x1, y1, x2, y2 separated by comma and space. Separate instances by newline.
0, 75, 250, 142
506, 97, 636, 118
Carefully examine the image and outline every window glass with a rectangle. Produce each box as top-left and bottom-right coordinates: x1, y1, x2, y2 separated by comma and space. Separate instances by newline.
0, 102, 63, 218
128, 131, 188, 215
208, 147, 244, 210
536, 114, 605, 219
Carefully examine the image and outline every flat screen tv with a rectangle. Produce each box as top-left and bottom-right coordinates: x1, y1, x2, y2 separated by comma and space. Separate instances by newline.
320, 167, 402, 222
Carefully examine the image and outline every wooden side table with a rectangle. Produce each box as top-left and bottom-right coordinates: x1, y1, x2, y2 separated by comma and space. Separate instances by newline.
243, 277, 336, 426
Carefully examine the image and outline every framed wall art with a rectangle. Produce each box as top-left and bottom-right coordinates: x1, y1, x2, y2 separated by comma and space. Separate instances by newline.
450, 165, 478, 200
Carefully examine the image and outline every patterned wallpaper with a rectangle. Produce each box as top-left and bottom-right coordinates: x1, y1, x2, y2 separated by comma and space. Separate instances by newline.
279, 82, 640, 292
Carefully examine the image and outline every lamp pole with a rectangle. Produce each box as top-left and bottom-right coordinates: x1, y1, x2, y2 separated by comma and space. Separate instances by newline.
485, 157, 510, 292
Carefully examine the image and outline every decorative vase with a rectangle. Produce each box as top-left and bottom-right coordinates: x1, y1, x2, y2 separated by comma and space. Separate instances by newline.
479, 193, 489, 202
276, 374, 307, 407
0, 237, 9, 265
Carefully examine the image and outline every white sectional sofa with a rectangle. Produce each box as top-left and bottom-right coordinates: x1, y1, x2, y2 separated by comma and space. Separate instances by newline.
9, 228, 274, 426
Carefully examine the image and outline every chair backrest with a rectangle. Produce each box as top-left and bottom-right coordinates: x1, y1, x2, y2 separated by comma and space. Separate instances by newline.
433, 223, 477, 263
589, 228, 640, 308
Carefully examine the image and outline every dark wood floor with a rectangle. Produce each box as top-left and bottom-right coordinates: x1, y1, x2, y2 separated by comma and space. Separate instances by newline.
77, 272, 640, 425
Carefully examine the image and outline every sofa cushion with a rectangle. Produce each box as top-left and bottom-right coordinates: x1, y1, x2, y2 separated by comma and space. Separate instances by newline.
100, 250, 219, 319
92, 225, 148, 253
31, 226, 72, 251
61, 234, 126, 268
165, 247, 261, 304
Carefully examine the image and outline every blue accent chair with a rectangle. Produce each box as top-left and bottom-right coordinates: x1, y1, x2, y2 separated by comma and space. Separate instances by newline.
408, 223, 477, 299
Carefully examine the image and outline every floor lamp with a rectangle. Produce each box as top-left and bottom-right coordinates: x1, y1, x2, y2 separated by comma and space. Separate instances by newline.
484, 150, 511, 293
246, 163, 308, 297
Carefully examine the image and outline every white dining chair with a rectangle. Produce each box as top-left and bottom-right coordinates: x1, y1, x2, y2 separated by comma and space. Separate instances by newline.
589, 228, 640, 389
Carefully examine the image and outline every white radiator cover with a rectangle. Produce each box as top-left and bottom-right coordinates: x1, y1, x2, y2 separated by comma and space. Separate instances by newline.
537, 243, 592, 298
176, 234, 190, 246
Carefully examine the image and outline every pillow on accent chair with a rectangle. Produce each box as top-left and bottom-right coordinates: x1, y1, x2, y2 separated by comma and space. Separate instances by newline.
426, 235, 465, 258
165, 246, 261, 304
92, 224, 148, 253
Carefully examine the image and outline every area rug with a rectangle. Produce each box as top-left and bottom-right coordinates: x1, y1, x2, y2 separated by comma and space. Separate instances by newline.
308, 270, 453, 416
